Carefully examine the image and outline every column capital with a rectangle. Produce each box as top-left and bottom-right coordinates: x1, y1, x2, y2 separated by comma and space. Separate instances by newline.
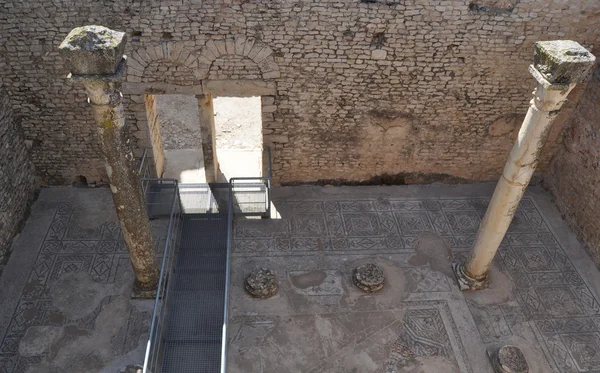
528, 65, 575, 112
59, 25, 127, 80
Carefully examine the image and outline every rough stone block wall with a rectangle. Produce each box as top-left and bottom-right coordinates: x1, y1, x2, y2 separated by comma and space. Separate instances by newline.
0, 0, 598, 185
0, 88, 38, 266
141, 60, 197, 86
545, 65, 600, 267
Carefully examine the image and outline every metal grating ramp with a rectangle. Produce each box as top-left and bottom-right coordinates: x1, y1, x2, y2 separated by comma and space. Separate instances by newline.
161, 212, 228, 373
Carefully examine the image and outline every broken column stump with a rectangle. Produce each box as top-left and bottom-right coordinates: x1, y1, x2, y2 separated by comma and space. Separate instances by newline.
245, 267, 279, 299
353, 263, 385, 293
490, 345, 529, 373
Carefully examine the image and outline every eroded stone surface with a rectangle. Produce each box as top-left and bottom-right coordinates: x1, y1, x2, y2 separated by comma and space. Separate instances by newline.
49, 271, 114, 320
353, 263, 385, 293
0, 189, 160, 373
19, 326, 64, 357
534, 40, 596, 84
245, 267, 279, 298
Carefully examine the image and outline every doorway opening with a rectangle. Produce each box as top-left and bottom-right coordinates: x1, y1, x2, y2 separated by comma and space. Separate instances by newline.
213, 96, 263, 179
152, 94, 263, 184
156, 95, 204, 183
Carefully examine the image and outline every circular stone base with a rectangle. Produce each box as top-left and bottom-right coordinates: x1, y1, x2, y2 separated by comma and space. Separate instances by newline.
118, 365, 142, 373
353, 263, 385, 293
245, 268, 279, 299
493, 346, 529, 373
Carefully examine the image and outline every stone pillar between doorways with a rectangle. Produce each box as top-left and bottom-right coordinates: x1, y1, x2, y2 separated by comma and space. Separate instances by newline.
59, 25, 159, 298
453, 40, 596, 291
196, 94, 220, 183
143, 94, 166, 178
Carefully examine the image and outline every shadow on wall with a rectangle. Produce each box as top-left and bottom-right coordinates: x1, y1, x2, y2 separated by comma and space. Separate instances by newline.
0, 87, 39, 270
282, 172, 475, 187
544, 64, 600, 267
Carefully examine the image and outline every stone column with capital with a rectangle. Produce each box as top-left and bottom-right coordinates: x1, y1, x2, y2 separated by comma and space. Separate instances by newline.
59, 25, 159, 297
454, 40, 596, 291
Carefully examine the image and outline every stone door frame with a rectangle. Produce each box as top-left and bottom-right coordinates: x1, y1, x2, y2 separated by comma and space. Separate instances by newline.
121, 38, 280, 181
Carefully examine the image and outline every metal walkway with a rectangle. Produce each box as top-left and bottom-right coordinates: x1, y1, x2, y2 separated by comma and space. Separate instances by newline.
142, 180, 271, 373
141, 148, 273, 373
161, 212, 228, 373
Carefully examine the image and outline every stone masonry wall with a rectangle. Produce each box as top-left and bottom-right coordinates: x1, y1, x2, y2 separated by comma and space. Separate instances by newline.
0, 0, 599, 185
0, 88, 38, 266
208, 56, 262, 80
545, 65, 600, 267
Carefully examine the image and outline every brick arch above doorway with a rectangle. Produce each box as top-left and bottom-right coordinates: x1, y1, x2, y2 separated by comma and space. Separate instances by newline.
197, 37, 280, 80
127, 42, 203, 83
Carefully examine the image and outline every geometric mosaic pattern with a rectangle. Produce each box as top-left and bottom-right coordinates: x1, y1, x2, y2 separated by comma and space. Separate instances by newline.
0, 203, 152, 373
396, 307, 453, 359
234, 197, 600, 373
234, 198, 498, 254
2, 195, 598, 373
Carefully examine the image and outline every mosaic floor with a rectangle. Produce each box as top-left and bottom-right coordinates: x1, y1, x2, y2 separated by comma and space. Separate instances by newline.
0, 184, 599, 372
0, 188, 168, 373
228, 185, 600, 373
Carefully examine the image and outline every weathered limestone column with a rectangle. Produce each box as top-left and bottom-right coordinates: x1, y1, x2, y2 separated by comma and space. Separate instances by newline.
59, 26, 159, 297
196, 94, 220, 183
454, 41, 595, 291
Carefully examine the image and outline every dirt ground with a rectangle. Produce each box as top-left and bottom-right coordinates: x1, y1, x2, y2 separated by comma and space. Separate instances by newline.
155, 95, 262, 150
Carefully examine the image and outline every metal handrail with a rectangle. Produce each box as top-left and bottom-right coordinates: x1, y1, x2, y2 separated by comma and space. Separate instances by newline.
142, 178, 181, 373
138, 149, 148, 175
220, 182, 234, 373
138, 150, 154, 194
138, 145, 272, 373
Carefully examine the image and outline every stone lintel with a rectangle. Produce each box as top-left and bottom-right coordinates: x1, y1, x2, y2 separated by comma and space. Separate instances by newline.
204, 79, 277, 96
59, 25, 127, 76
121, 82, 204, 95
533, 40, 596, 84
121, 80, 275, 96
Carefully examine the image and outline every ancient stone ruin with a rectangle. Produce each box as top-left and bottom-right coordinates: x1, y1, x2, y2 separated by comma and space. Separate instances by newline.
0, 1, 600, 373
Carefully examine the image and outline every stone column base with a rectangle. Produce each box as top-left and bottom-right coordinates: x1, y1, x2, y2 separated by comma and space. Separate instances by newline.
452, 262, 489, 291
131, 280, 159, 299
487, 346, 529, 373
